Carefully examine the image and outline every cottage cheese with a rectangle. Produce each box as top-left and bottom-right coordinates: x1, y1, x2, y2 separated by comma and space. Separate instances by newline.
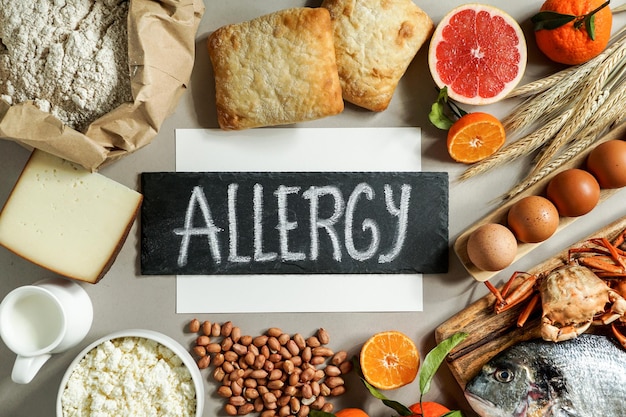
61, 337, 196, 417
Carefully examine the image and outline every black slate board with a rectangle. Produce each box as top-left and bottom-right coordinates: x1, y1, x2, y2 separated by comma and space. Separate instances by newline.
140, 172, 448, 275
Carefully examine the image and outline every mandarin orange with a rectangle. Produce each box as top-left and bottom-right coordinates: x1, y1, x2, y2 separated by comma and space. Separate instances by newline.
335, 408, 370, 417
446, 112, 505, 164
359, 330, 420, 390
534, 0, 612, 65
409, 401, 452, 417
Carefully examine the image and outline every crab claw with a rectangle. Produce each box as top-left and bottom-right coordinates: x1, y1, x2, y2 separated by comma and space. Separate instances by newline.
541, 319, 591, 343
596, 290, 626, 324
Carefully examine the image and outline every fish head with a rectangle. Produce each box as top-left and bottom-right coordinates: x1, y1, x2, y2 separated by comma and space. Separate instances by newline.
464, 352, 541, 417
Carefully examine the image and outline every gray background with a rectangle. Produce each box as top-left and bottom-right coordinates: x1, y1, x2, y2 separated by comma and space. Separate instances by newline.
1, 1, 626, 416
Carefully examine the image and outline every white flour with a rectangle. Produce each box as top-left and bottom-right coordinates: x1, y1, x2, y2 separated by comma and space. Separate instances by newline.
0, 0, 132, 133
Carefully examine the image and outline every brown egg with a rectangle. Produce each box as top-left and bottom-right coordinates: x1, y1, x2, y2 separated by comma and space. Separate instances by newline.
467, 223, 518, 271
546, 168, 600, 217
507, 196, 559, 243
587, 139, 626, 188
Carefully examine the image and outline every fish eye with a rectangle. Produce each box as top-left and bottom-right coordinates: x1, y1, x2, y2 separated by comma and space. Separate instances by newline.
494, 368, 514, 383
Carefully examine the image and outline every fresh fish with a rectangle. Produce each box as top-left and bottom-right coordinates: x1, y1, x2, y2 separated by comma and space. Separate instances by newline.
464, 334, 626, 417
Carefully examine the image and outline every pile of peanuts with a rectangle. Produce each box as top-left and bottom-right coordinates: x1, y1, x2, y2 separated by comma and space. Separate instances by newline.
187, 319, 352, 416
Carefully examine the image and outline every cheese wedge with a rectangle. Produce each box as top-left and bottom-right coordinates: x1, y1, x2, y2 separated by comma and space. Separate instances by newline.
0, 150, 142, 283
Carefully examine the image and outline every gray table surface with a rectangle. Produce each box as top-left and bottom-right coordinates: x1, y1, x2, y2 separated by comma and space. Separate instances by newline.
2, 1, 626, 416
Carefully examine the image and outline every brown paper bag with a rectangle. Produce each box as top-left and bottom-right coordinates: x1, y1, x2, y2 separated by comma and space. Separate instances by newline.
0, 0, 205, 171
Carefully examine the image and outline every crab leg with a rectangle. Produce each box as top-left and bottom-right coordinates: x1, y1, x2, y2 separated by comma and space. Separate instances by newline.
613, 323, 626, 348
484, 272, 538, 314
517, 293, 540, 327
598, 237, 626, 270
578, 256, 626, 274
613, 229, 626, 248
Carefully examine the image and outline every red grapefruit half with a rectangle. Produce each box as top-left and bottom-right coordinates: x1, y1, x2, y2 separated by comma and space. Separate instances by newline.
428, 4, 527, 105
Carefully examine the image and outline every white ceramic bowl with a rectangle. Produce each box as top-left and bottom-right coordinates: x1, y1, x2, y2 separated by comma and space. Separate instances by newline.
56, 329, 204, 417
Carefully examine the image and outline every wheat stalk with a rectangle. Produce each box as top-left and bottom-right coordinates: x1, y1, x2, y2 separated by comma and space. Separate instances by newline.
503, 80, 626, 200
459, 108, 573, 180
501, 65, 593, 134
530, 37, 626, 173
504, 27, 626, 100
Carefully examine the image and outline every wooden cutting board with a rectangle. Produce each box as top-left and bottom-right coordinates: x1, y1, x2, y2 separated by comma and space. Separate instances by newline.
436, 215, 626, 390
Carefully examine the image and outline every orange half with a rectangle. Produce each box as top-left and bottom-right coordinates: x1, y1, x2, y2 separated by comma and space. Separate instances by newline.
359, 330, 420, 390
447, 112, 505, 164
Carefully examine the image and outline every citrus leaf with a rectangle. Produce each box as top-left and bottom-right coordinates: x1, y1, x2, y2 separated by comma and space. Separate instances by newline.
419, 332, 469, 396
429, 87, 455, 130
360, 378, 413, 415
531, 11, 575, 31
442, 411, 464, 417
351, 356, 413, 416
586, 14, 596, 40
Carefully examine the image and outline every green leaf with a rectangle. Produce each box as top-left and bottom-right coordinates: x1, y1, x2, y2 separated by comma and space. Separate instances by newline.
359, 372, 413, 416
586, 14, 596, 40
442, 411, 465, 417
419, 332, 468, 396
428, 87, 455, 130
531, 11, 576, 31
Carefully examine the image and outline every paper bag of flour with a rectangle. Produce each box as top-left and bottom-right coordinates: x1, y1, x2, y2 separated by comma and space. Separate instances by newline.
0, 0, 204, 171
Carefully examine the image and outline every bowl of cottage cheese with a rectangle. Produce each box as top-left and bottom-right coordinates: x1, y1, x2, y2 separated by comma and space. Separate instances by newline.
56, 329, 204, 417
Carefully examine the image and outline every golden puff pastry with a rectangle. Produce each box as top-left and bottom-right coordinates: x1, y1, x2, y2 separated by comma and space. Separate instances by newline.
207, 8, 344, 130
322, 0, 434, 111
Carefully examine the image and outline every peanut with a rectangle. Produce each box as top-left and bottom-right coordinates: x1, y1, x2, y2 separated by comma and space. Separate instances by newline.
221, 321, 233, 337
192, 345, 207, 357
339, 360, 353, 374
217, 385, 233, 398
324, 365, 341, 377
325, 376, 345, 389
201, 320, 212, 336
197, 355, 210, 369
229, 396, 246, 407
278, 332, 291, 346
331, 350, 348, 366
211, 322, 222, 337
312, 346, 334, 357
317, 328, 330, 344
188, 318, 200, 333
298, 405, 310, 417
306, 336, 321, 347
238, 403, 255, 415
196, 335, 210, 346
266, 327, 282, 337
225, 403, 238, 416
240, 335, 253, 346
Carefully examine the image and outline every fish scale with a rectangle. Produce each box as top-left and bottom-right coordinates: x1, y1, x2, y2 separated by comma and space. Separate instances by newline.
465, 334, 626, 417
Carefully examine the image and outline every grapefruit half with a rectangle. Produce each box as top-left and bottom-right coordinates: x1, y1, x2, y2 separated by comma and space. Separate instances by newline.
428, 4, 527, 105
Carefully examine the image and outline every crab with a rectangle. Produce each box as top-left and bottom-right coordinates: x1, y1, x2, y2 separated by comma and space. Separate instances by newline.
568, 228, 626, 346
485, 263, 626, 343
485, 228, 626, 345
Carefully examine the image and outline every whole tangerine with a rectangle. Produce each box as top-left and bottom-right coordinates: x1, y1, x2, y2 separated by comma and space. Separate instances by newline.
409, 401, 451, 417
335, 408, 370, 417
534, 0, 612, 65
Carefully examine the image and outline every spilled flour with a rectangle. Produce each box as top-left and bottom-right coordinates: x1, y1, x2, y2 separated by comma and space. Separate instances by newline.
0, 0, 132, 133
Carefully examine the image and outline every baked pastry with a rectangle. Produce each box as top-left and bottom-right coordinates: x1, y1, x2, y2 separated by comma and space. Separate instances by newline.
207, 7, 344, 130
321, 0, 434, 111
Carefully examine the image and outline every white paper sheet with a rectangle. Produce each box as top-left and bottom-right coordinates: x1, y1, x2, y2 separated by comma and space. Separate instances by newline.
175, 128, 424, 313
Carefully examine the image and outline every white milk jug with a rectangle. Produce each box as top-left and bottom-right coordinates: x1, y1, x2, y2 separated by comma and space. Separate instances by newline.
0, 277, 93, 384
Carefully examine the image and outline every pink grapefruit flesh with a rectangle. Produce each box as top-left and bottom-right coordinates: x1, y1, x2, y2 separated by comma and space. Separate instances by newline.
428, 4, 527, 105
